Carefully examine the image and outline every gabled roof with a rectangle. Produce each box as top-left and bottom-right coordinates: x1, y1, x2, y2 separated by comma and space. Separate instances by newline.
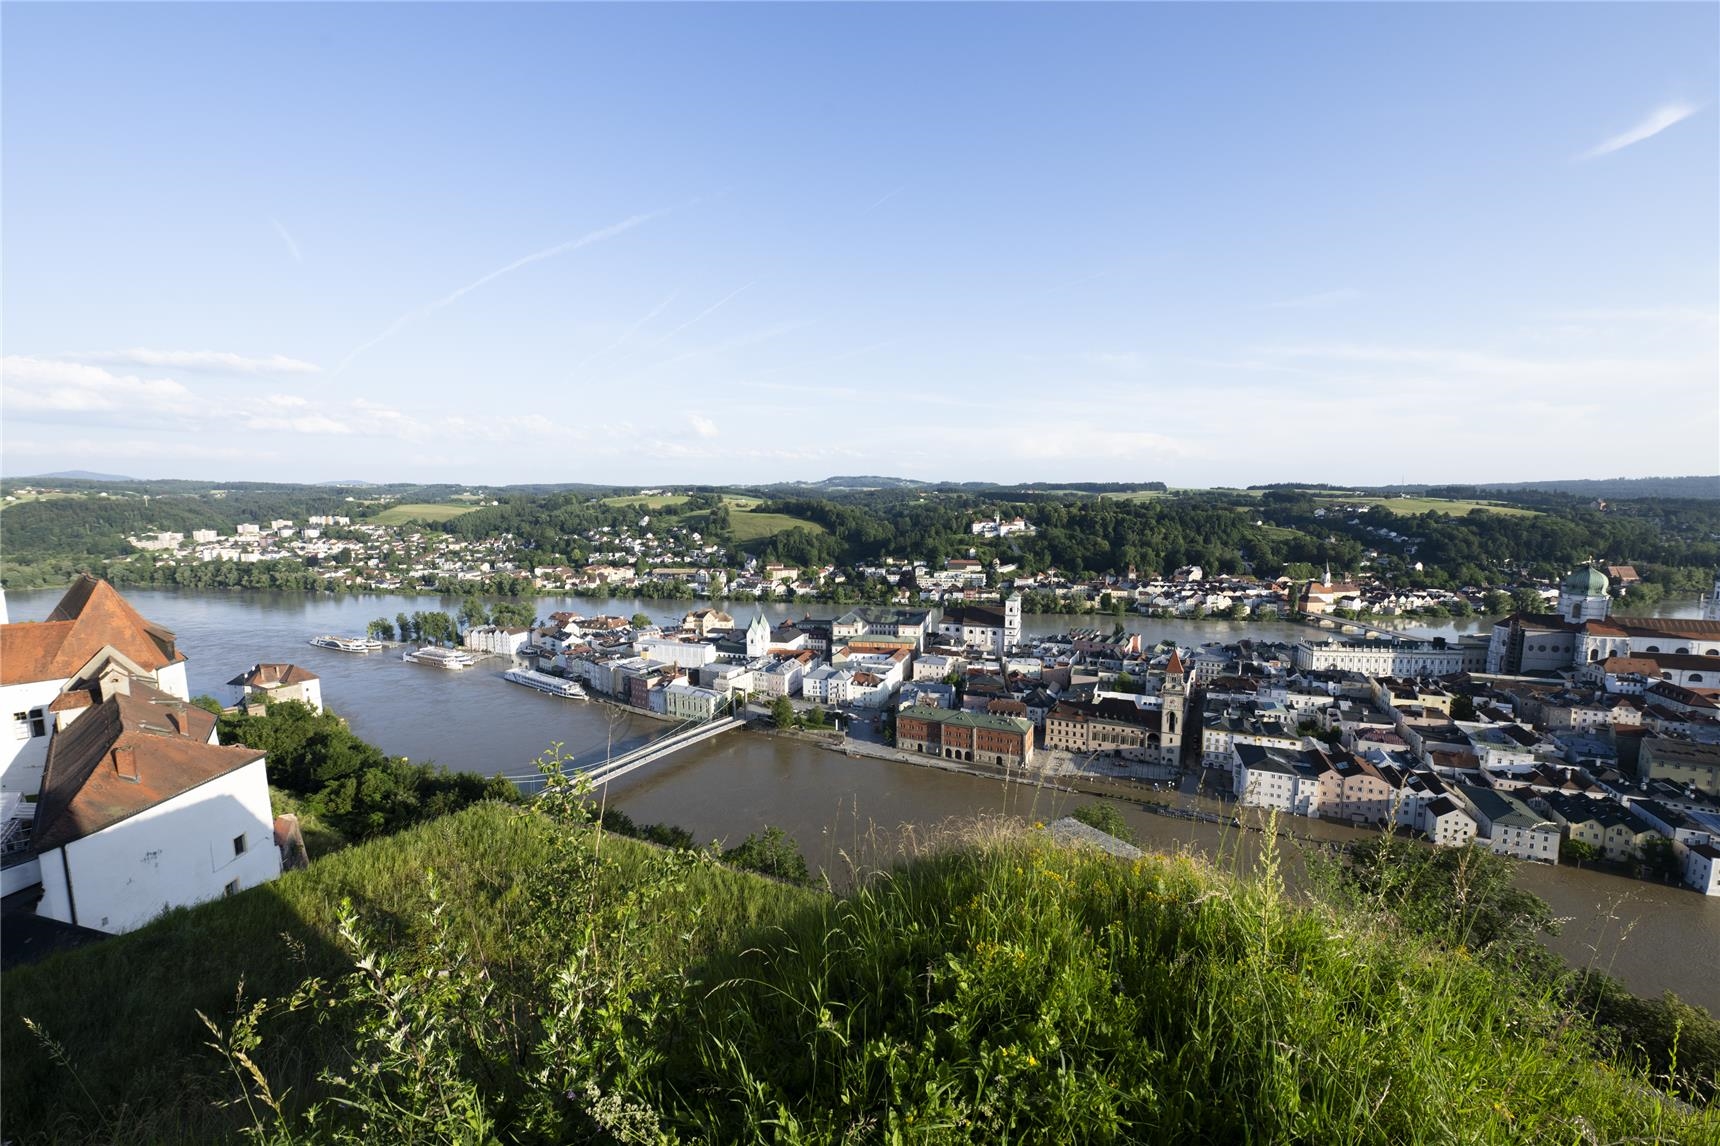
0, 576, 185, 687
31, 683, 264, 853
227, 663, 320, 688
1164, 650, 1185, 676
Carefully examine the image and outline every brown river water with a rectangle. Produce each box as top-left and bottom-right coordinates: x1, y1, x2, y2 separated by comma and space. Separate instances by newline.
8, 588, 1715, 1010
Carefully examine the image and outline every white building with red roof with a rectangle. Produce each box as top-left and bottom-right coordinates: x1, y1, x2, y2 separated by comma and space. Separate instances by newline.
0, 577, 281, 930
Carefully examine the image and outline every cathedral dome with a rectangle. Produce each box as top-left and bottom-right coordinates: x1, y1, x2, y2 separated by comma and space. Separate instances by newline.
1562, 565, 1609, 597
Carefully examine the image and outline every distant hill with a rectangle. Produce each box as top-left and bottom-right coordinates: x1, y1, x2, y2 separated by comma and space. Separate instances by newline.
1378, 476, 1720, 501
23, 470, 136, 482
315, 479, 379, 487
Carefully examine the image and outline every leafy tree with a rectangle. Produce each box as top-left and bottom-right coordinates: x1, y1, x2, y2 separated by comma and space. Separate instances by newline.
367, 617, 396, 641
190, 694, 225, 715
1068, 802, 1135, 843
396, 611, 414, 642
1636, 836, 1680, 883
721, 825, 812, 885
1510, 588, 1546, 615
631, 612, 653, 629
491, 601, 535, 627
1561, 838, 1600, 866
458, 596, 490, 631
771, 696, 796, 729
1449, 694, 1477, 722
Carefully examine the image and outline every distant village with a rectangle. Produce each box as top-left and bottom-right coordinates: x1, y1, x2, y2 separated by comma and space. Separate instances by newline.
119, 504, 1515, 620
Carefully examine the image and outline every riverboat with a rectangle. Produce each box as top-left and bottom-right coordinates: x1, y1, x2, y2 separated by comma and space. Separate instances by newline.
309, 635, 385, 653
502, 668, 586, 698
402, 646, 479, 670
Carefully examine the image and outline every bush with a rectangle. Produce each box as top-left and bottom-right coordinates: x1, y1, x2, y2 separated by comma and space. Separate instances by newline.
1069, 801, 1135, 843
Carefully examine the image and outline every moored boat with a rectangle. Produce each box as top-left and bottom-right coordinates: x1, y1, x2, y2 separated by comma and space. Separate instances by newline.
310, 635, 385, 652
402, 646, 479, 670
503, 668, 587, 698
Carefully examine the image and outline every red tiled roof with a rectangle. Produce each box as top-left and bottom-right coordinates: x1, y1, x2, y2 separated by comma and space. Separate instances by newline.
31, 682, 264, 853
227, 663, 319, 688
0, 576, 184, 686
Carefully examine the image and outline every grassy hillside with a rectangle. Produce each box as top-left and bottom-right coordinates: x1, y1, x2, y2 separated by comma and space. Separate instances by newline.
1317, 494, 1541, 518
4, 805, 1713, 1143
366, 502, 480, 524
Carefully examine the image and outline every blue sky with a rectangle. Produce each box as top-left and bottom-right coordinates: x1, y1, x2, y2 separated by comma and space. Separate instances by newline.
4, 2, 1715, 486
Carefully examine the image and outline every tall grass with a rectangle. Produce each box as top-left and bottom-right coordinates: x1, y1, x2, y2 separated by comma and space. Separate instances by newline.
5, 800, 1713, 1143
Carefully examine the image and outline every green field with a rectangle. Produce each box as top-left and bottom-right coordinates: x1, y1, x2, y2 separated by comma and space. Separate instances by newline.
0, 490, 84, 512
602, 494, 692, 510
368, 502, 481, 524
1095, 489, 1169, 501
1320, 496, 1540, 518
727, 509, 828, 541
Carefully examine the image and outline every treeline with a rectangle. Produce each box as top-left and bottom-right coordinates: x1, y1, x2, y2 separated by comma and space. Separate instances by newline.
215, 700, 519, 841
365, 598, 538, 641
1253, 490, 1720, 588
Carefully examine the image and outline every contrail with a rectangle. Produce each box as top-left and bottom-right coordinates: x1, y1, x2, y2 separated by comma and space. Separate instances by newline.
574, 288, 682, 370
336, 208, 671, 374
861, 186, 905, 215
662, 280, 755, 340
270, 217, 303, 263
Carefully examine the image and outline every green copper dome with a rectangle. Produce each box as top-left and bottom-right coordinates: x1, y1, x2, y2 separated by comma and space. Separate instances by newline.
1562, 565, 1609, 597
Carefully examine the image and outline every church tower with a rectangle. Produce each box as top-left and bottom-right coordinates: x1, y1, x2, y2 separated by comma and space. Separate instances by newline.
1159, 649, 1187, 767
1557, 565, 1610, 623
745, 611, 771, 659
1003, 591, 1022, 650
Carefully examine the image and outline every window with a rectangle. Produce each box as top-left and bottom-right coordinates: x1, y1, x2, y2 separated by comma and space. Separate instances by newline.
224, 879, 241, 897
233, 833, 247, 856
11, 709, 46, 740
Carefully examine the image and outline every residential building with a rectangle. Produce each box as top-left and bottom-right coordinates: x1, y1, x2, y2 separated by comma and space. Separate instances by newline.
1233, 743, 1325, 815
665, 682, 723, 722
2, 575, 191, 799
463, 625, 530, 657
1637, 739, 1720, 795
226, 664, 323, 713
1422, 796, 1479, 848
32, 679, 281, 934
1457, 785, 1559, 864
895, 706, 1035, 767
1682, 842, 1720, 896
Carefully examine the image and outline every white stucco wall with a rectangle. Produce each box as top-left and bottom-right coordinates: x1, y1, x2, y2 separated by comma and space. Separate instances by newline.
2, 679, 66, 796
36, 758, 280, 934
156, 661, 191, 701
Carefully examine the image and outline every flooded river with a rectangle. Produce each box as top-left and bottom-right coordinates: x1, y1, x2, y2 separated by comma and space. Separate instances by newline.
8, 587, 1715, 1010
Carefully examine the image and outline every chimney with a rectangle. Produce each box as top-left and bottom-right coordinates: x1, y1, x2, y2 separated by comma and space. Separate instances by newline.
111, 746, 140, 780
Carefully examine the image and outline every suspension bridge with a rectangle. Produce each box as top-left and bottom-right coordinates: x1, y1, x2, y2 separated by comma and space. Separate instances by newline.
499, 712, 747, 791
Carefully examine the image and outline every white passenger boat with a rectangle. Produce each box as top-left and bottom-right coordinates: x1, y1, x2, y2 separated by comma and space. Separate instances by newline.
402, 646, 479, 670
309, 635, 385, 653
503, 668, 587, 698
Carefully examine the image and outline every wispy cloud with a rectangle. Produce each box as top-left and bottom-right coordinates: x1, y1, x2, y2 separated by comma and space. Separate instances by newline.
76, 348, 322, 375
336, 208, 673, 374
1578, 101, 1700, 160
687, 412, 720, 438
1268, 287, 1360, 309
1539, 306, 1718, 324
1, 357, 194, 415
661, 280, 756, 340
270, 216, 303, 263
